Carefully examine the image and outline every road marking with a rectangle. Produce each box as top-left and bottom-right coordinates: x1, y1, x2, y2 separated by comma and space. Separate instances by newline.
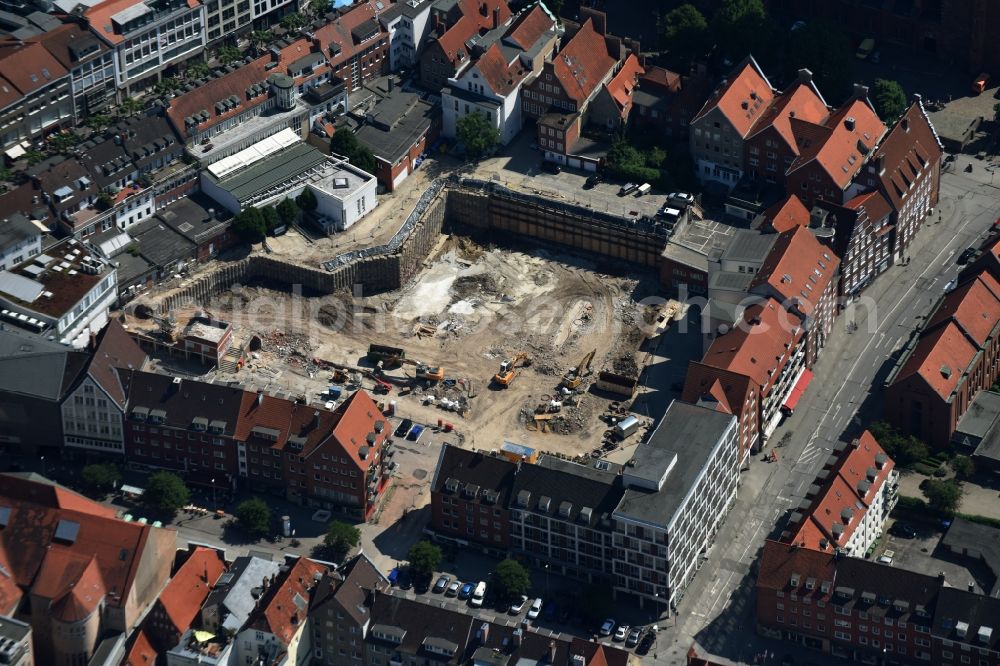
739, 520, 765, 563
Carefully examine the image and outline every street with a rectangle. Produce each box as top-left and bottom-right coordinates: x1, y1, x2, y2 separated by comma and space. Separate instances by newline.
650, 160, 1000, 665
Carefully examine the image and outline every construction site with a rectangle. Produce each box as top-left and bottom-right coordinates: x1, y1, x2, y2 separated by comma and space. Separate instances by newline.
129, 178, 694, 460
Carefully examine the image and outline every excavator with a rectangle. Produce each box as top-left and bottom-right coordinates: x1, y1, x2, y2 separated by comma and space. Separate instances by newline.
379, 354, 445, 382
560, 349, 596, 390
493, 352, 531, 388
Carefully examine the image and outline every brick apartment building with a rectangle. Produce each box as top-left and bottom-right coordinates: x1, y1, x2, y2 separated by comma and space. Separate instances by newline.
419, 0, 512, 91
781, 432, 899, 558
309, 554, 388, 666
814, 190, 895, 299
885, 268, 1000, 446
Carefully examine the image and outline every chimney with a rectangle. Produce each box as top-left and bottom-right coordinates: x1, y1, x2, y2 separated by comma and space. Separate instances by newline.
262, 576, 270, 590
853, 83, 869, 100
938, 571, 946, 582
797, 68, 813, 84
512, 628, 522, 648
492, 6, 499, 28
257, 390, 264, 406
387, 78, 394, 93
968, 582, 976, 592
844, 117, 856, 131
88, 330, 98, 351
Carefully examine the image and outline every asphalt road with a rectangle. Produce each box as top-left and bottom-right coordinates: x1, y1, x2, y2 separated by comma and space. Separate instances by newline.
650, 161, 1000, 665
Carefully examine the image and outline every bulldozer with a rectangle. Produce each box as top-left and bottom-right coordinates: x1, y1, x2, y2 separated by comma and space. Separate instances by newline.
560, 349, 596, 390
493, 352, 531, 388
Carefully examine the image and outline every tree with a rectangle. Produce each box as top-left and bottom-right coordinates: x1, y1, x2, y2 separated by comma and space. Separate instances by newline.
144, 471, 190, 513
785, 20, 854, 103
118, 97, 143, 117
491, 559, 531, 602
305, 0, 329, 17
250, 30, 273, 55
872, 78, 907, 123
232, 207, 267, 242
296, 187, 318, 211
81, 463, 121, 491
546, 0, 563, 18
661, 4, 708, 68
607, 139, 659, 183
951, 455, 975, 479
867, 422, 929, 468
330, 130, 378, 174
407, 540, 442, 579
217, 46, 241, 65
324, 520, 361, 555
712, 0, 767, 61
276, 198, 299, 226
23, 150, 45, 166
923, 479, 962, 516
235, 498, 272, 537
280, 12, 307, 31
260, 205, 279, 232
186, 62, 210, 80
456, 111, 500, 161
85, 114, 113, 129
96, 192, 114, 211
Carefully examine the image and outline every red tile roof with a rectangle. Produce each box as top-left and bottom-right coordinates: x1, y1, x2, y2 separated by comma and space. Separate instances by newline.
639, 65, 680, 93
682, 366, 753, 421
604, 53, 644, 117
842, 189, 893, 223
752, 226, 840, 317
166, 57, 271, 141
0, 74, 18, 109
789, 98, 886, 190
551, 18, 616, 105
433, 14, 476, 67
471, 42, 529, 96
692, 57, 774, 138
123, 629, 158, 666
873, 102, 943, 212
314, 0, 388, 69
31, 23, 110, 70
894, 322, 977, 399
327, 390, 390, 472
246, 557, 326, 645
460, 0, 511, 31
762, 194, 811, 233
926, 273, 1000, 347
756, 539, 836, 593
748, 81, 829, 154
156, 547, 226, 636
86, 0, 200, 45
0, 40, 68, 95
503, 3, 553, 51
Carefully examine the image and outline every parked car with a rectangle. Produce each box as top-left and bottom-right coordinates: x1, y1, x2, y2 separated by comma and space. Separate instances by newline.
625, 627, 642, 648
446, 580, 462, 596
958, 247, 977, 264
636, 631, 655, 655
433, 575, 451, 593
542, 160, 561, 174
470, 581, 487, 607
634, 183, 651, 197
394, 418, 413, 438
527, 598, 543, 620
667, 191, 695, 208
614, 624, 629, 642
509, 595, 529, 614
584, 174, 601, 189
856, 37, 875, 59
878, 549, 895, 566
618, 183, 638, 197
407, 424, 424, 441
892, 522, 918, 539
599, 618, 616, 636
458, 582, 475, 599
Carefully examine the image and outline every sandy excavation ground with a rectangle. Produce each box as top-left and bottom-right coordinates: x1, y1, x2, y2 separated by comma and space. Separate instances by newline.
138, 236, 662, 460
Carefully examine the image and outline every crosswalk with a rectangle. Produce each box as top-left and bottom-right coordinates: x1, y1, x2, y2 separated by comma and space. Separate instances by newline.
796, 442, 828, 469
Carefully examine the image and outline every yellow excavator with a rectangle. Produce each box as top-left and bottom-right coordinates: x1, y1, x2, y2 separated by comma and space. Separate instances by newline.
560, 349, 596, 390
493, 352, 531, 388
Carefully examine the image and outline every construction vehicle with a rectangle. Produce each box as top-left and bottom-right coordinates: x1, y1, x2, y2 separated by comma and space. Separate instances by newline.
368, 344, 405, 364
561, 349, 596, 390
493, 352, 531, 388
415, 364, 445, 382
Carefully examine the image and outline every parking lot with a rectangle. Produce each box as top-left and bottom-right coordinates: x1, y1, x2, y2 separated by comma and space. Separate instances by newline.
879, 520, 991, 594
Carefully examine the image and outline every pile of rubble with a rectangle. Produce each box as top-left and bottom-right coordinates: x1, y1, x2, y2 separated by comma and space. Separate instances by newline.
259, 330, 315, 368
451, 273, 503, 298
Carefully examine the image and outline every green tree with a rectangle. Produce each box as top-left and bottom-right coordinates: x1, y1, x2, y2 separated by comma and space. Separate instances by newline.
280, 12, 307, 31
872, 78, 907, 123
276, 198, 299, 226
81, 463, 122, 491
407, 540, 442, 579
456, 110, 500, 161
23, 149, 45, 166
712, 0, 767, 60
951, 455, 975, 479
250, 30, 273, 55
235, 497, 272, 537
85, 114, 113, 129
546, 0, 563, 18
0, 167, 14, 183
144, 471, 190, 513
305, 0, 329, 16
324, 520, 361, 555
96, 192, 114, 211
296, 187, 318, 211
607, 139, 659, 182
661, 4, 708, 68
330, 130, 377, 174
232, 207, 267, 242
261, 205, 279, 232
118, 97, 143, 117
923, 479, 962, 516
491, 558, 531, 603
785, 20, 854, 103
186, 62, 210, 80
217, 46, 241, 65
868, 422, 929, 467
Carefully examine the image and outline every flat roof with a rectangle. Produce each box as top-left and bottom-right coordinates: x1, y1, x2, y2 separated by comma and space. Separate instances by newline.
969, 391, 1000, 463
0, 237, 106, 321
722, 228, 777, 264
209, 142, 328, 203
662, 218, 737, 271
354, 92, 436, 162
614, 400, 735, 527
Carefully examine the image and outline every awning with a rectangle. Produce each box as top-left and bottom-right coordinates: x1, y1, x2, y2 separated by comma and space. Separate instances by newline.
4, 142, 27, 160
782, 369, 814, 413
120, 484, 144, 496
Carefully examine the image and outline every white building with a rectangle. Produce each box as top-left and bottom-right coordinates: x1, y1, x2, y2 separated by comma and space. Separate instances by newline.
85, 0, 207, 94
0, 238, 117, 348
783, 431, 899, 558
612, 400, 739, 610
200, 129, 377, 232
378, 0, 433, 71
0, 215, 43, 271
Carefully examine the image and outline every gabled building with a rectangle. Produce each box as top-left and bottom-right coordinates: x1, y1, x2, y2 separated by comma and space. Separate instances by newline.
588, 52, 644, 131
689, 56, 775, 189
312, 0, 391, 93
781, 431, 898, 557
629, 65, 711, 140
144, 546, 227, 654
33, 22, 117, 121
755, 193, 811, 234
419, 0, 512, 91
813, 189, 894, 299
885, 270, 1000, 446
308, 553, 388, 665
0, 473, 176, 665
0, 38, 73, 151
235, 556, 326, 666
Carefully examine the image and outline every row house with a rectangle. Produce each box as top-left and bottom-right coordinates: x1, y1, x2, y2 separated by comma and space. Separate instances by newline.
378, 0, 433, 71
0, 39, 73, 151
34, 23, 118, 122
757, 537, 1000, 665
782, 432, 899, 558
441, 3, 558, 145
309, 554, 388, 666
814, 190, 894, 299
588, 52, 644, 132
84, 0, 206, 95
683, 298, 807, 464
430, 399, 743, 611
629, 65, 711, 140
419, 0, 512, 90
312, 0, 391, 93
885, 268, 1000, 446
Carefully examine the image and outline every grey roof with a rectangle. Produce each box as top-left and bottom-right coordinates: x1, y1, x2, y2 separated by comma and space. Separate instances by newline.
118, 369, 245, 436
128, 218, 196, 268
709, 270, 754, 292
940, 518, 1000, 596
112, 250, 156, 288
355, 92, 436, 162
154, 193, 232, 244
721, 229, 778, 265
208, 142, 327, 204
370, 594, 472, 658
212, 555, 282, 632
0, 328, 87, 399
310, 552, 388, 627
958, 390, 1000, 449
932, 587, 1000, 650
614, 401, 735, 527
432, 446, 518, 507
510, 454, 624, 530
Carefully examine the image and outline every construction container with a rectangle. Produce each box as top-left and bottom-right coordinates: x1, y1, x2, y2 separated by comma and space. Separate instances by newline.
327, 385, 343, 399
499, 441, 537, 464
614, 415, 640, 439
388, 400, 396, 415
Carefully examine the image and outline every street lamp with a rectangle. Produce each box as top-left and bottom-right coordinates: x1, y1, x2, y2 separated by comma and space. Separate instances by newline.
211, 478, 216, 510
543, 563, 549, 597
39, 455, 45, 476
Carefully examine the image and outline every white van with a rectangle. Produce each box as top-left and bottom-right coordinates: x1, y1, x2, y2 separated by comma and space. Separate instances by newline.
470, 581, 487, 607
634, 183, 651, 197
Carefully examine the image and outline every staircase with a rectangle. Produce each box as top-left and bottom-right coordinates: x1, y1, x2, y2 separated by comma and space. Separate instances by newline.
219, 343, 243, 374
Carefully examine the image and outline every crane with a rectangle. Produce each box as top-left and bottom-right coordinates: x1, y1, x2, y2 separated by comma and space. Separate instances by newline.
560, 349, 596, 390
493, 352, 531, 388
